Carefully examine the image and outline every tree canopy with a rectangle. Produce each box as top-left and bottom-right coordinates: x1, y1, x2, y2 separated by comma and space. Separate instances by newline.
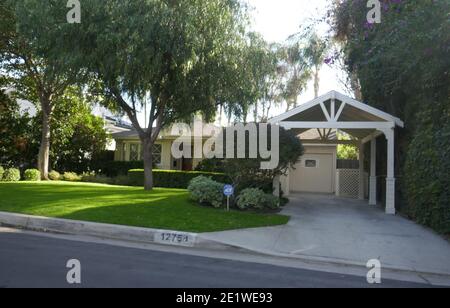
13, 0, 261, 189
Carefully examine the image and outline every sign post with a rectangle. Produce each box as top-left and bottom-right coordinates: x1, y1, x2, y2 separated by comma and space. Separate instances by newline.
223, 185, 234, 212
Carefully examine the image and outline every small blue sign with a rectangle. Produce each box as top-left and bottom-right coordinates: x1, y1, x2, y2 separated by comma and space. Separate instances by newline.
223, 185, 234, 197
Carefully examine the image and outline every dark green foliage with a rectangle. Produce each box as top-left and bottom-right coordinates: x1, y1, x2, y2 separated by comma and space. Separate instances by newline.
0, 86, 110, 173
93, 161, 145, 177
404, 103, 450, 234
333, 1, 450, 233
24, 169, 40, 181
220, 125, 304, 194
195, 159, 226, 173
46, 89, 110, 173
128, 169, 230, 189
196, 126, 304, 195
0, 87, 37, 168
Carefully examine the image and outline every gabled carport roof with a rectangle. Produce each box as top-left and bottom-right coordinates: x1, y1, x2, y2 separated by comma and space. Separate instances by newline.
270, 91, 404, 127
269, 91, 404, 141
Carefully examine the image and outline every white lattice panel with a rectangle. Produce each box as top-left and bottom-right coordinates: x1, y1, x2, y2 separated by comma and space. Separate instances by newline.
336, 169, 360, 198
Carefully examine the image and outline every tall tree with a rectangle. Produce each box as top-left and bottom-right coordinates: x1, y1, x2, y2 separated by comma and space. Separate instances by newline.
16, 0, 251, 190
0, 0, 79, 179
303, 31, 329, 98
279, 42, 312, 111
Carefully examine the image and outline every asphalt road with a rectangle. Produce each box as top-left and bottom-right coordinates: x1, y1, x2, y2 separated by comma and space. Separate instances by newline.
0, 231, 432, 288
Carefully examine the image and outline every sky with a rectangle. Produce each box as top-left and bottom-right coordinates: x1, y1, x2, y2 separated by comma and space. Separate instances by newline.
246, 0, 347, 116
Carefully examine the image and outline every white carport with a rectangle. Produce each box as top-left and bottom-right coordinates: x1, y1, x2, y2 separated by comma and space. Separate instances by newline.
270, 91, 404, 215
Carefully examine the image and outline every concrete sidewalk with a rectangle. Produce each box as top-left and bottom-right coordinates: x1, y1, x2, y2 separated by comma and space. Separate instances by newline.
199, 194, 450, 276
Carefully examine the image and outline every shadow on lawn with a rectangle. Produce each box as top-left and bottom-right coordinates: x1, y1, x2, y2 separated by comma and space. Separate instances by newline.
0, 182, 188, 214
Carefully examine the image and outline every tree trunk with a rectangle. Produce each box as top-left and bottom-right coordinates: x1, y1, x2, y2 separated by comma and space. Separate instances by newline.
314, 66, 320, 98
350, 66, 362, 101
142, 137, 154, 191
253, 101, 258, 122
38, 99, 51, 180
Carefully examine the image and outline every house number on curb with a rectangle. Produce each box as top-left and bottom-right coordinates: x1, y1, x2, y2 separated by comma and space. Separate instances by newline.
154, 231, 196, 247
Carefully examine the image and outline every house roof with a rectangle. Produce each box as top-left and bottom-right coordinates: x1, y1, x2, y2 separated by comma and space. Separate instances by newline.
113, 123, 222, 140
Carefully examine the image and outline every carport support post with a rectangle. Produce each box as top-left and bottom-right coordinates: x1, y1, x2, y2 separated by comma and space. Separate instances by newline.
385, 128, 396, 215
369, 138, 377, 206
358, 143, 365, 200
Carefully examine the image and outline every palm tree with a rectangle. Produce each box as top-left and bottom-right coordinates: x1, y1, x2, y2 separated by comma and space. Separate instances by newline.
303, 32, 329, 98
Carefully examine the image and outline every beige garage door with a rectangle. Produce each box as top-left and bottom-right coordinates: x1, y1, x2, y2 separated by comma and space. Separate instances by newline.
290, 153, 334, 193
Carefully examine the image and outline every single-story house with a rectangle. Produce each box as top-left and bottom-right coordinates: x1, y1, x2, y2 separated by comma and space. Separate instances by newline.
112, 91, 404, 214
112, 122, 218, 171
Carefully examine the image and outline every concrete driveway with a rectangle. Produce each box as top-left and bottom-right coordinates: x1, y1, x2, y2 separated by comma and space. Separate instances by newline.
200, 194, 450, 276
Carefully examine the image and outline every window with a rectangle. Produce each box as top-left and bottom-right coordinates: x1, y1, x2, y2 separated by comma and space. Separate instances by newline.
130, 144, 139, 161
305, 160, 317, 168
153, 144, 162, 165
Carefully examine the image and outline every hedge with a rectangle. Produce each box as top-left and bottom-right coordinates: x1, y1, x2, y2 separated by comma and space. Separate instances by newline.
403, 105, 450, 234
93, 161, 145, 177
128, 169, 230, 189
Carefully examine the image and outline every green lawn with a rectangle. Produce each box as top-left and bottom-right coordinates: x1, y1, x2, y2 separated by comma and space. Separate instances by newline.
0, 182, 289, 233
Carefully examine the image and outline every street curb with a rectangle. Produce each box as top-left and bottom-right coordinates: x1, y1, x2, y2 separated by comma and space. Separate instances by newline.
1, 211, 450, 282
0, 211, 229, 251
196, 236, 450, 281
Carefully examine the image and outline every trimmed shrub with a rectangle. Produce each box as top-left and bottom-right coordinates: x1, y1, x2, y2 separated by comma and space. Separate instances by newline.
48, 170, 61, 181
188, 176, 224, 208
62, 172, 82, 182
93, 161, 145, 177
24, 169, 41, 181
236, 188, 280, 211
0, 166, 4, 180
2, 168, 21, 182
128, 169, 229, 189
